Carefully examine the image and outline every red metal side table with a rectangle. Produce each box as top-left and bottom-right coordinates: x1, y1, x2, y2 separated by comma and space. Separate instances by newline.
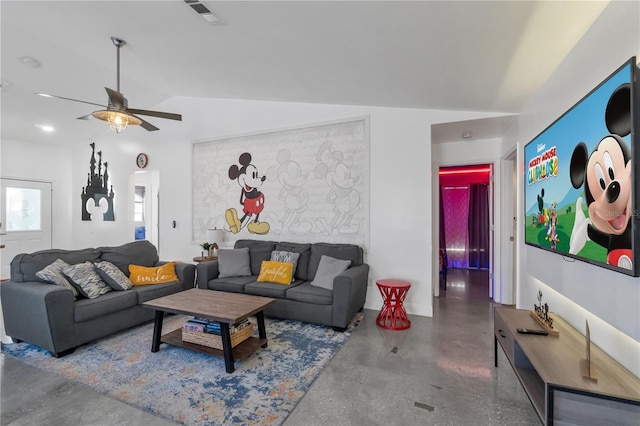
376, 279, 411, 330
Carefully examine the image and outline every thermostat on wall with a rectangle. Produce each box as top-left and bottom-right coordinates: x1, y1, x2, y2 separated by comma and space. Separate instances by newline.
136, 153, 148, 169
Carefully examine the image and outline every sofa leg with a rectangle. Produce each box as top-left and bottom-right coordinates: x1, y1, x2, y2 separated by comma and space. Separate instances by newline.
49, 347, 75, 358
332, 326, 347, 332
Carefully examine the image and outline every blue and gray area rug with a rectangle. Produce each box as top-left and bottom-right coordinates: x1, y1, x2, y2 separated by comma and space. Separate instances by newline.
3, 314, 362, 425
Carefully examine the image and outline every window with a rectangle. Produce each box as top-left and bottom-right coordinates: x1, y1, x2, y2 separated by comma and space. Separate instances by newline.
6, 187, 41, 231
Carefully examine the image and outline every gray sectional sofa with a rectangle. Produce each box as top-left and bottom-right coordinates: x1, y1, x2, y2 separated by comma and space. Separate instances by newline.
1, 241, 195, 357
196, 239, 369, 331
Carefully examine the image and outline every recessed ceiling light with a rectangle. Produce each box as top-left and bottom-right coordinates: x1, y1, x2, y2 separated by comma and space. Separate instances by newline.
21, 56, 42, 68
35, 124, 54, 132
0, 80, 11, 91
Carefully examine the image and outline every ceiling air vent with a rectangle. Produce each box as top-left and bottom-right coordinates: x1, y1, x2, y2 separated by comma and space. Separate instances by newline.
183, 0, 226, 25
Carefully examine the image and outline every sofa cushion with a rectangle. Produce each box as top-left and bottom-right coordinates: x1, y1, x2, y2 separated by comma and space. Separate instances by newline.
218, 248, 252, 278
62, 262, 112, 299
206, 276, 256, 293
275, 242, 311, 280
234, 240, 276, 275
285, 282, 333, 305
134, 281, 186, 304
35, 259, 79, 297
310, 255, 352, 290
129, 262, 179, 286
245, 279, 303, 298
308, 243, 362, 280
98, 240, 159, 276
10, 248, 101, 282
95, 261, 133, 291
257, 261, 293, 285
74, 290, 138, 322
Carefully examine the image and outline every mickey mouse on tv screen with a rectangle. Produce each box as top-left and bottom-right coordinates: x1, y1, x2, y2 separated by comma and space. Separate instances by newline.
526, 67, 633, 271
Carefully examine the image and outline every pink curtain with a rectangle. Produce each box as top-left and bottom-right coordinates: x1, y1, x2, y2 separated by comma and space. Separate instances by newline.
442, 186, 469, 268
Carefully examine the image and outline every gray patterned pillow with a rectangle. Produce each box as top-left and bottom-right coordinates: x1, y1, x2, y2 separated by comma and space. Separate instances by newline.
94, 261, 133, 291
36, 259, 79, 297
270, 250, 301, 283
62, 261, 111, 299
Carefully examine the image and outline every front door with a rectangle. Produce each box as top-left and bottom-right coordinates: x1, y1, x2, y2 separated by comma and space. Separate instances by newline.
0, 179, 53, 280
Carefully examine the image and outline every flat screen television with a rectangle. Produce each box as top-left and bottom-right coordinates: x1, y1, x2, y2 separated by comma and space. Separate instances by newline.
524, 57, 639, 277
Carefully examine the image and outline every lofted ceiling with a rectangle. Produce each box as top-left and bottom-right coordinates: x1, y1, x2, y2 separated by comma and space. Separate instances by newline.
0, 1, 609, 146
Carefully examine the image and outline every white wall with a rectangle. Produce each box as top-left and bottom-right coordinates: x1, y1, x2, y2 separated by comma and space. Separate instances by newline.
505, 1, 640, 375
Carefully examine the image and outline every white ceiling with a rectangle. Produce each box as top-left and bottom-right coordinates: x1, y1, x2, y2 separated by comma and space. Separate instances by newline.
1, 1, 610, 146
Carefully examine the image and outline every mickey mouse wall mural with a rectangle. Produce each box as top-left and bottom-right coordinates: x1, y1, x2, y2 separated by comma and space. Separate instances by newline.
225, 152, 270, 234
81, 142, 115, 221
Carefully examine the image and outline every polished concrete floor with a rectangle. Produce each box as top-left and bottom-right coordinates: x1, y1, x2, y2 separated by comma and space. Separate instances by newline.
1, 269, 540, 425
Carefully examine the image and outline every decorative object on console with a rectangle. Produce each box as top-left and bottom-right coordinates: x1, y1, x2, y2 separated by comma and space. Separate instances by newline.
81, 142, 115, 221
580, 319, 598, 382
530, 290, 559, 336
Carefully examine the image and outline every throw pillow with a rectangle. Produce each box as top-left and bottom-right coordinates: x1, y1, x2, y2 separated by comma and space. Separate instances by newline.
270, 250, 300, 283
35, 259, 79, 297
95, 261, 133, 291
62, 261, 111, 299
257, 261, 293, 285
310, 255, 352, 291
129, 262, 179, 286
218, 248, 252, 278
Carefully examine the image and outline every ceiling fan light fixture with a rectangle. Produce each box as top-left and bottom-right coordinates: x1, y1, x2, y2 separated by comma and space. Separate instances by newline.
92, 110, 142, 134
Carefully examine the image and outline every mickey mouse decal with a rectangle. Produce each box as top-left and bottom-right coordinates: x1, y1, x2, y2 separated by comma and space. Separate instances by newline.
225, 152, 270, 235
569, 83, 632, 270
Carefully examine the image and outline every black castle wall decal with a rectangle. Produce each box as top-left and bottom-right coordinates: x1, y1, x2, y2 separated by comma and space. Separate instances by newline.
81, 142, 115, 221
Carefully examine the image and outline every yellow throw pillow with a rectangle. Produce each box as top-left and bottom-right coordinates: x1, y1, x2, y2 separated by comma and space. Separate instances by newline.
129, 262, 179, 286
257, 261, 293, 285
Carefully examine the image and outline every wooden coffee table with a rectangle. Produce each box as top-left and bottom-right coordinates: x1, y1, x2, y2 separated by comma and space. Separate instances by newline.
143, 288, 275, 373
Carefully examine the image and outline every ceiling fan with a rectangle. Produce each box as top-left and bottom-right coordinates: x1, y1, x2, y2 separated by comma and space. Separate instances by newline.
37, 37, 182, 133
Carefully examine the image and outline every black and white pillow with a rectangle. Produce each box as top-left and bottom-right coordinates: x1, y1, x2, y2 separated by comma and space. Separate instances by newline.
94, 261, 133, 291
62, 261, 111, 299
270, 250, 300, 283
36, 258, 79, 297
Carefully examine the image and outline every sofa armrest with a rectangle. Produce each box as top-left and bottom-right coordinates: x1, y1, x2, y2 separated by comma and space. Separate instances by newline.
0, 280, 76, 354
331, 263, 369, 329
196, 261, 219, 289
175, 262, 196, 290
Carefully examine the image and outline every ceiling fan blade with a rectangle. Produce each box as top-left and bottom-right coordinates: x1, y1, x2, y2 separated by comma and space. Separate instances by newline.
104, 87, 125, 108
130, 114, 160, 132
36, 93, 106, 108
77, 114, 94, 120
126, 108, 182, 121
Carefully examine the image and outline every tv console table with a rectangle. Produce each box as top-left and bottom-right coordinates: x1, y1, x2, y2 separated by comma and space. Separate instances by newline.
494, 307, 640, 425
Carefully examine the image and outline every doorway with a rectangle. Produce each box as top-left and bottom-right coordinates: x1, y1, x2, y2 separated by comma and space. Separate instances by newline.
129, 171, 159, 250
438, 164, 492, 298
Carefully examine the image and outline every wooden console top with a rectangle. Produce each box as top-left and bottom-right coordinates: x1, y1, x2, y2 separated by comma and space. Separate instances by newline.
495, 307, 640, 424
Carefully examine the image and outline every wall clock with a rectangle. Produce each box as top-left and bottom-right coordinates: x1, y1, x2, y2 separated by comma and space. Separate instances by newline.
136, 153, 148, 169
